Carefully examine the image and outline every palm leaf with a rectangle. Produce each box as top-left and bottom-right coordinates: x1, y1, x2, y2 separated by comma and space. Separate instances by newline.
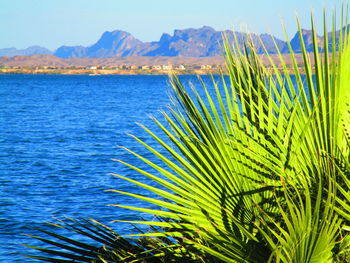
111, 7, 350, 262
25, 218, 215, 262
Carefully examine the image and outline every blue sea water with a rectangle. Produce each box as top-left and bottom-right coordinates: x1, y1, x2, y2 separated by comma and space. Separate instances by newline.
0, 74, 208, 262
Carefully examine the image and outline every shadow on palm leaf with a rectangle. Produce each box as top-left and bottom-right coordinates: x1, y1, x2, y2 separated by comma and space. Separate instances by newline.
25, 217, 220, 262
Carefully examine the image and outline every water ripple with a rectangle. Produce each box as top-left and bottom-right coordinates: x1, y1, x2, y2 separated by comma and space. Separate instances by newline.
0, 74, 209, 262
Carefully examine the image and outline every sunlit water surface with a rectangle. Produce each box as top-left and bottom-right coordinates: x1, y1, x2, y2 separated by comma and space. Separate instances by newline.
1, 74, 219, 262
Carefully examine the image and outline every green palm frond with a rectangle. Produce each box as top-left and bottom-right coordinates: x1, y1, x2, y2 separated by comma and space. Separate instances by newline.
110, 8, 350, 262
26, 6, 350, 263
25, 218, 216, 262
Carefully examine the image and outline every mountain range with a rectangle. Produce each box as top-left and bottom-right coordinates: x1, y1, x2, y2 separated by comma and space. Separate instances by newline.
0, 45, 53, 57
0, 26, 336, 58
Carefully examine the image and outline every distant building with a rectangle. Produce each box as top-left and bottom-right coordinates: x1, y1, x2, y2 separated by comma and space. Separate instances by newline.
162, 65, 173, 70
86, 66, 97, 70
152, 65, 162, 70
201, 65, 212, 70
177, 65, 186, 70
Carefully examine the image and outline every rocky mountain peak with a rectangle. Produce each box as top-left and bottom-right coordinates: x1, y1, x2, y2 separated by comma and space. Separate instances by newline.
1, 26, 341, 58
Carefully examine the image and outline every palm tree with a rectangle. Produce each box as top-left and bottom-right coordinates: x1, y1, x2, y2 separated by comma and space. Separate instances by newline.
26, 8, 350, 262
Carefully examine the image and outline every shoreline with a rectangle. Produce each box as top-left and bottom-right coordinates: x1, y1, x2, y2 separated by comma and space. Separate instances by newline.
0, 53, 308, 75
0, 68, 223, 75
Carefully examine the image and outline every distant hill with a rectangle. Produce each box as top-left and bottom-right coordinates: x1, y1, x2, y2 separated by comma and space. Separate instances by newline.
281, 29, 323, 53
0, 26, 344, 58
52, 26, 287, 58
0, 46, 52, 57
54, 30, 144, 58
0, 54, 226, 68
54, 45, 87, 59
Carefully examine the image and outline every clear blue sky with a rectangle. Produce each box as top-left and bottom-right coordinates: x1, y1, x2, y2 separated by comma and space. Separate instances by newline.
0, 0, 342, 50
